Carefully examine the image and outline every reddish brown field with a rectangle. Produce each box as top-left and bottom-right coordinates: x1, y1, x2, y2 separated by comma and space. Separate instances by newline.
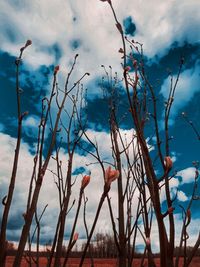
5, 257, 200, 267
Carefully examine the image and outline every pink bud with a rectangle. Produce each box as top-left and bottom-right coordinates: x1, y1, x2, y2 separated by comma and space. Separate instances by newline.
54, 65, 60, 75
20, 40, 32, 52
164, 156, 173, 171
81, 175, 90, 190
105, 166, 119, 186
146, 237, 151, 246
118, 48, 124, 53
124, 66, 131, 72
25, 40, 32, 47
73, 232, 79, 241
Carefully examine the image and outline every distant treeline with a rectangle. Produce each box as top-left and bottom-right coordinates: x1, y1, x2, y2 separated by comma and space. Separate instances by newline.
6, 234, 200, 258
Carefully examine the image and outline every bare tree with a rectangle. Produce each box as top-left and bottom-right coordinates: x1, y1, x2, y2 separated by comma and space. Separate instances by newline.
99, 1, 200, 267
11, 50, 89, 266
0, 40, 31, 267
1, 3, 200, 267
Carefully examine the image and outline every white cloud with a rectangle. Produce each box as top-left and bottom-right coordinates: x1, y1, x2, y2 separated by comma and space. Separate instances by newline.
1, 0, 199, 117
136, 213, 200, 253
177, 167, 196, 184
0, 128, 151, 244
159, 165, 197, 203
131, 0, 200, 58
0, 0, 199, 73
0, 130, 199, 253
177, 190, 188, 202
174, 213, 200, 247
23, 116, 39, 128
160, 177, 179, 203
0, 129, 134, 243
23, 115, 40, 137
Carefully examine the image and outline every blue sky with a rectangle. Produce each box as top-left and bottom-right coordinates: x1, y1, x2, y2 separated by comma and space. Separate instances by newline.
0, 0, 200, 251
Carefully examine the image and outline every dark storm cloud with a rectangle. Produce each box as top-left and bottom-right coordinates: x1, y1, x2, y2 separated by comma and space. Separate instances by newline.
85, 42, 200, 132
0, 51, 49, 142
123, 16, 136, 36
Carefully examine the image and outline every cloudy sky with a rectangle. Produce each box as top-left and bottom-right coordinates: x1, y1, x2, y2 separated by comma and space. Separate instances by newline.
0, 0, 200, 252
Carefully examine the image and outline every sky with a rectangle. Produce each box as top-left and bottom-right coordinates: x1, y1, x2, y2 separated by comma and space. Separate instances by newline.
0, 0, 200, 252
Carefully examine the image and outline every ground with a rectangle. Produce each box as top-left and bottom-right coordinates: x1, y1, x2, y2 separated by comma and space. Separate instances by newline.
5, 257, 200, 267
